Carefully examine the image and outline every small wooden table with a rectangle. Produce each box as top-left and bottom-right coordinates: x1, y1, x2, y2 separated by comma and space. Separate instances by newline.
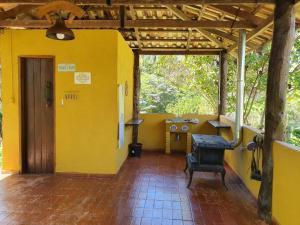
208, 120, 231, 135
184, 134, 233, 188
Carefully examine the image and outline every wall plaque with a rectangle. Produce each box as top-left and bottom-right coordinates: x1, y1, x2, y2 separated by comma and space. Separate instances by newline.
74, 72, 91, 85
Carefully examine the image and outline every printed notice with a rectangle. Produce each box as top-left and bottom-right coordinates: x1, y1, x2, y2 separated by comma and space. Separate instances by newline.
58, 64, 76, 72
74, 72, 92, 84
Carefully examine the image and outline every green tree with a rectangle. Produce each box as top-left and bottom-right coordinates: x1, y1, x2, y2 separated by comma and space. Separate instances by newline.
139, 33, 300, 146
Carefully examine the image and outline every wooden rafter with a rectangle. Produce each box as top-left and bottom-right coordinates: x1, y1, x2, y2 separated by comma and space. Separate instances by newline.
204, 29, 237, 43
251, 4, 264, 14
137, 29, 190, 33
139, 47, 222, 50
0, 0, 282, 53
138, 48, 222, 55
165, 3, 203, 48
129, 5, 141, 49
139, 50, 220, 55
0, 19, 256, 29
188, 4, 270, 50
198, 4, 207, 20
195, 28, 224, 48
127, 38, 211, 42
119, 5, 125, 29
187, 28, 192, 50
0, 0, 275, 5
35, 1, 86, 19
87, 10, 96, 19
210, 5, 264, 25
205, 29, 257, 49
228, 14, 273, 52
166, 5, 224, 48
0, 5, 36, 20
196, 5, 225, 48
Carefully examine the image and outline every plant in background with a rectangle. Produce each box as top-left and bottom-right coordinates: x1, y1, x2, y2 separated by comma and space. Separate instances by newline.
139, 35, 300, 146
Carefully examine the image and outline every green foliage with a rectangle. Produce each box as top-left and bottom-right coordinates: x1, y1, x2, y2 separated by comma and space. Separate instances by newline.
140, 32, 300, 146
288, 128, 300, 146
140, 55, 219, 115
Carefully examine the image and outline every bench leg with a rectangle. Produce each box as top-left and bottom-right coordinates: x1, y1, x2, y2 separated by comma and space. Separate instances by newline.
184, 156, 188, 173
221, 170, 228, 190
187, 169, 193, 188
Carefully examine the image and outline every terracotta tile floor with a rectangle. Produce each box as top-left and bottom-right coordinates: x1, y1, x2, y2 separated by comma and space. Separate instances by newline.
0, 152, 267, 225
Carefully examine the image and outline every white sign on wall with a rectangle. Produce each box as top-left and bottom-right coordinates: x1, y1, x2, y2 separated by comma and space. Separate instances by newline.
74, 72, 92, 85
118, 84, 125, 149
58, 64, 76, 72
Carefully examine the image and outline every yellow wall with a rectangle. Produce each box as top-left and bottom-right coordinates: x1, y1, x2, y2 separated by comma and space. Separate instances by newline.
1, 29, 299, 224
138, 113, 218, 151
273, 141, 300, 225
220, 115, 300, 225
116, 34, 134, 172
220, 116, 261, 197
1, 29, 133, 174
139, 113, 175, 150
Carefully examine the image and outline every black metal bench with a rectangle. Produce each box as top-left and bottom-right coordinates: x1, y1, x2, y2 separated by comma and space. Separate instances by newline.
184, 134, 233, 188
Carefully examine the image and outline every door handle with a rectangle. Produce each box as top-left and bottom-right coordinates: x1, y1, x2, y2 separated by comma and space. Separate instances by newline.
44, 81, 53, 107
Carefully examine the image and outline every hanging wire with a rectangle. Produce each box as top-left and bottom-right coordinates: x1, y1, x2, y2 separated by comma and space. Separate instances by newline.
230, 7, 241, 35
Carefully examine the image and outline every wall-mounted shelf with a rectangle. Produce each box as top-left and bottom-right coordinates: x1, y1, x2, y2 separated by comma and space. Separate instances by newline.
125, 119, 144, 126
208, 120, 231, 129
208, 120, 231, 135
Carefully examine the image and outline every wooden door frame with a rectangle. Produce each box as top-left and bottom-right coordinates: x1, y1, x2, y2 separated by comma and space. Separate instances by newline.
19, 55, 56, 174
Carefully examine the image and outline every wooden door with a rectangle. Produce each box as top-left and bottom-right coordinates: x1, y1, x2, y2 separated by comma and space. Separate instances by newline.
20, 57, 54, 173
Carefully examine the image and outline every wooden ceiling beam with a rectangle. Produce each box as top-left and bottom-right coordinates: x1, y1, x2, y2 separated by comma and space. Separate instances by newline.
139, 50, 220, 55
127, 38, 211, 42
228, 14, 273, 52
251, 5, 264, 14
138, 29, 189, 32
0, 0, 275, 5
187, 28, 192, 50
138, 48, 222, 55
209, 5, 265, 25
0, 19, 256, 29
197, 4, 207, 20
35, 1, 86, 19
204, 29, 237, 43
166, 5, 224, 48
0, 5, 36, 20
204, 29, 257, 49
129, 5, 141, 49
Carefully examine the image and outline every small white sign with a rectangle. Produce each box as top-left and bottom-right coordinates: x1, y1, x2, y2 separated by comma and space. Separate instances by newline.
118, 85, 125, 149
58, 64, 76, 72
74, 72, 91, 84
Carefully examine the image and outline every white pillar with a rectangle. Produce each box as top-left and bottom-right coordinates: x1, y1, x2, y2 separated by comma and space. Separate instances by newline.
234, 29, 246, 144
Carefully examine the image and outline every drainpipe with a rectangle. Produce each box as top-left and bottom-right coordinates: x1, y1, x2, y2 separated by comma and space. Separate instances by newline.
232, 29, 246, 148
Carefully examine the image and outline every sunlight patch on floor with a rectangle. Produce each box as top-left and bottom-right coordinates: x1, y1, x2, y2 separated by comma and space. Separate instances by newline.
0, 173, 11, 181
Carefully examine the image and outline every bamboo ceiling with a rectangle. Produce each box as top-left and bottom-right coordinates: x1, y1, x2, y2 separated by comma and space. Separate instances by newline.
0, 0, 299, 55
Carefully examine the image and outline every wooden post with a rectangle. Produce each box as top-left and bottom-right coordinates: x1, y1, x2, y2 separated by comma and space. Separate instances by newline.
258, 0, 295, 221
132, 50, 140, 144
218, 50, 228, 116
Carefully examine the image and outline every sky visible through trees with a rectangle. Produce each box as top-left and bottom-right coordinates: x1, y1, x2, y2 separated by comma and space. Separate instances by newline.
139, 33, 300, 146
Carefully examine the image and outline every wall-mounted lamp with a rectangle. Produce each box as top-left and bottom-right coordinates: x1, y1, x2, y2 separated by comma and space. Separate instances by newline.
46, 19, 74, 41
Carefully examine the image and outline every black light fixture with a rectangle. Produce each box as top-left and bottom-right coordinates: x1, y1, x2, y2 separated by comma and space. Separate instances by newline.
46, 19, 74, 41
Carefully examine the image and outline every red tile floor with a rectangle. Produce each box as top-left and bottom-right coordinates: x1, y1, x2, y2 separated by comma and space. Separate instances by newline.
0, 152, 268, 225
